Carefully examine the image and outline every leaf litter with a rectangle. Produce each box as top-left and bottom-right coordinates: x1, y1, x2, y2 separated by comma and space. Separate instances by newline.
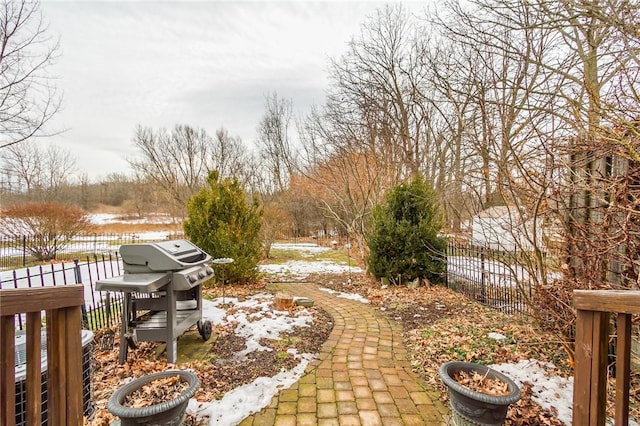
453, 370, 510, 396
123, 375, 190, 408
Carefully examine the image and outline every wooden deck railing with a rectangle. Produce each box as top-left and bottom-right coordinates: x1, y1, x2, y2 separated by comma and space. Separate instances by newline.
0, 285, 85, 426
573, 290, 640, 426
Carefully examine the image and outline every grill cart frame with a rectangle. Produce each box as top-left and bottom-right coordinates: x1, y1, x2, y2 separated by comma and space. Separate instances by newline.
96, 240, 214, 364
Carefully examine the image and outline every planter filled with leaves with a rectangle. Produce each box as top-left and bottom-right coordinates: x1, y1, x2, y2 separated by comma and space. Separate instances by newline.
439, 361, 521, 426
107, 370, 199, 426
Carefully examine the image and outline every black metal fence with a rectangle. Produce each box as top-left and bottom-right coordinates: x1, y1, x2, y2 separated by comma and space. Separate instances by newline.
0, 232, 183, 270
0, 254, 126, 331
1, 237, 542, 333
446, 242, 537, 316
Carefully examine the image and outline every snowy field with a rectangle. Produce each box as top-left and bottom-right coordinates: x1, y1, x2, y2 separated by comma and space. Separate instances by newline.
260, 242, 363, 280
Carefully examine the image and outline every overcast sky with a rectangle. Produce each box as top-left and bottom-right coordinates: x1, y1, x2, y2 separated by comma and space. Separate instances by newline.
37, 1, 406, 180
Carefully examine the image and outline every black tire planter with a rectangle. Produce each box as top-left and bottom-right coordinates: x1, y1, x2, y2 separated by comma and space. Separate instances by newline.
439, 361, 521, 426
107, 370, 199, 426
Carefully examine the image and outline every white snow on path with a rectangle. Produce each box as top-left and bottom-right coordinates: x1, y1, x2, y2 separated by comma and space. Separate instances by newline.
319, 286, 370, 304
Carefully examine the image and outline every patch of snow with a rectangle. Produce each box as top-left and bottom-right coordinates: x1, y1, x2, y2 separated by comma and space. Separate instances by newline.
488, 332, 507, 341
447, 255, 563, 289
259, 260, 362, 280
270, 243, 331, 253
491, 360, 573, 425
189, 293, 316, 424
188, 353, 314, 426
318, 287, 369, 304
201, 294, 314, 357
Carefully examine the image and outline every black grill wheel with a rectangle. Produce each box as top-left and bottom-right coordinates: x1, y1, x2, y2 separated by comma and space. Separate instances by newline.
198, 320, 212, 341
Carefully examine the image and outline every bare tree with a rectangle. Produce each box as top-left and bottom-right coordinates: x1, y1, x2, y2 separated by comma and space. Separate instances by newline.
2, 139, 42, 192
211, 128, 250, 183
129, 124, 252, 215
291, 5, 441, 257
2, 139, 75, 201
297, 106, 396, 260
421, 0, 640, 360
128, 124, 212, 212
42, 142, 75, 200
327, 4, 431, 182
419, 38, 484, 230
0, 0, 61, 149
0, 201, 89, 260
255, 92, 295, 195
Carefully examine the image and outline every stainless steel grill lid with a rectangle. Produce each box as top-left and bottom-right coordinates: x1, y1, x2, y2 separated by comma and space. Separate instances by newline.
120, 240, 211, 273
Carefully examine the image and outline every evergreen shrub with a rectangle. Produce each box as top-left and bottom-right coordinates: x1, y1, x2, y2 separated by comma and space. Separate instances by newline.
184, 171, 263, 284
367, 177, 447, 285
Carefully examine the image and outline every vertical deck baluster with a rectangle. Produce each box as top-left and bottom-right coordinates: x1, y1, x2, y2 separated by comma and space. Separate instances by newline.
616, 313, 631, 426
26, 312, 42, 425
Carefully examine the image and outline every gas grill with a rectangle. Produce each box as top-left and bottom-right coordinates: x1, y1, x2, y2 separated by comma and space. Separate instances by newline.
96, 240, 214, 364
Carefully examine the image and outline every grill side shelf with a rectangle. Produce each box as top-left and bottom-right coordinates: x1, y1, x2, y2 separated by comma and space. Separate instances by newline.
95, 273, 171, 293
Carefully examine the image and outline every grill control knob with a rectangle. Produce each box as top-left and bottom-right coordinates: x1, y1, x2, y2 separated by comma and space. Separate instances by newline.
198, 270, 206, 279
188, 274, 197, 283
206, 267, 214, 275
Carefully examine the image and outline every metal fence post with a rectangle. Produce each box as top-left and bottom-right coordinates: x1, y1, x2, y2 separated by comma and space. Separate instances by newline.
74, 258, 89, 328
480, 249, 486, 303
22, 235, 26, 267
445, 242, 449, 288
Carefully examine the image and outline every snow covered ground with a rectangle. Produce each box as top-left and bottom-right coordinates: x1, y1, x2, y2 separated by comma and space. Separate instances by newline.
492, 359, 573, 424
0, 256, 121, 309
259, 242, 363, 280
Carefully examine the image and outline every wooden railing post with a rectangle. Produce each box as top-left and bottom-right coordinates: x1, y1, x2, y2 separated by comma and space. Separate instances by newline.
616, 313, 631, 426
573, 290, 640, 426
573, 308, 609, 425
0, 285, 85, 426
0, 315, 16, 425
26, 312, 42, 426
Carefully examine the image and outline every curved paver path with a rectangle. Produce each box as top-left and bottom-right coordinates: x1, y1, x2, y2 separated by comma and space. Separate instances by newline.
239, 283, 446, 426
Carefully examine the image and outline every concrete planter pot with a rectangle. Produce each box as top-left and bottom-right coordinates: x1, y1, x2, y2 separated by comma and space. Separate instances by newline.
107, 370, 199, 426
439, 361, 521, 426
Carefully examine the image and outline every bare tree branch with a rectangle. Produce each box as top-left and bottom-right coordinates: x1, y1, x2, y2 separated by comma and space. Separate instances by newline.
0, 0, 61, 150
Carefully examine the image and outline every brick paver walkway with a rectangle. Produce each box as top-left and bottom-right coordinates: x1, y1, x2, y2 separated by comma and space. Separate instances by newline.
239, 283, 446, 426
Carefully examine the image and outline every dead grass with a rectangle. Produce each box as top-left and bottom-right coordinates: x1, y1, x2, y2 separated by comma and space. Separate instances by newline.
89, 223, 182, 234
